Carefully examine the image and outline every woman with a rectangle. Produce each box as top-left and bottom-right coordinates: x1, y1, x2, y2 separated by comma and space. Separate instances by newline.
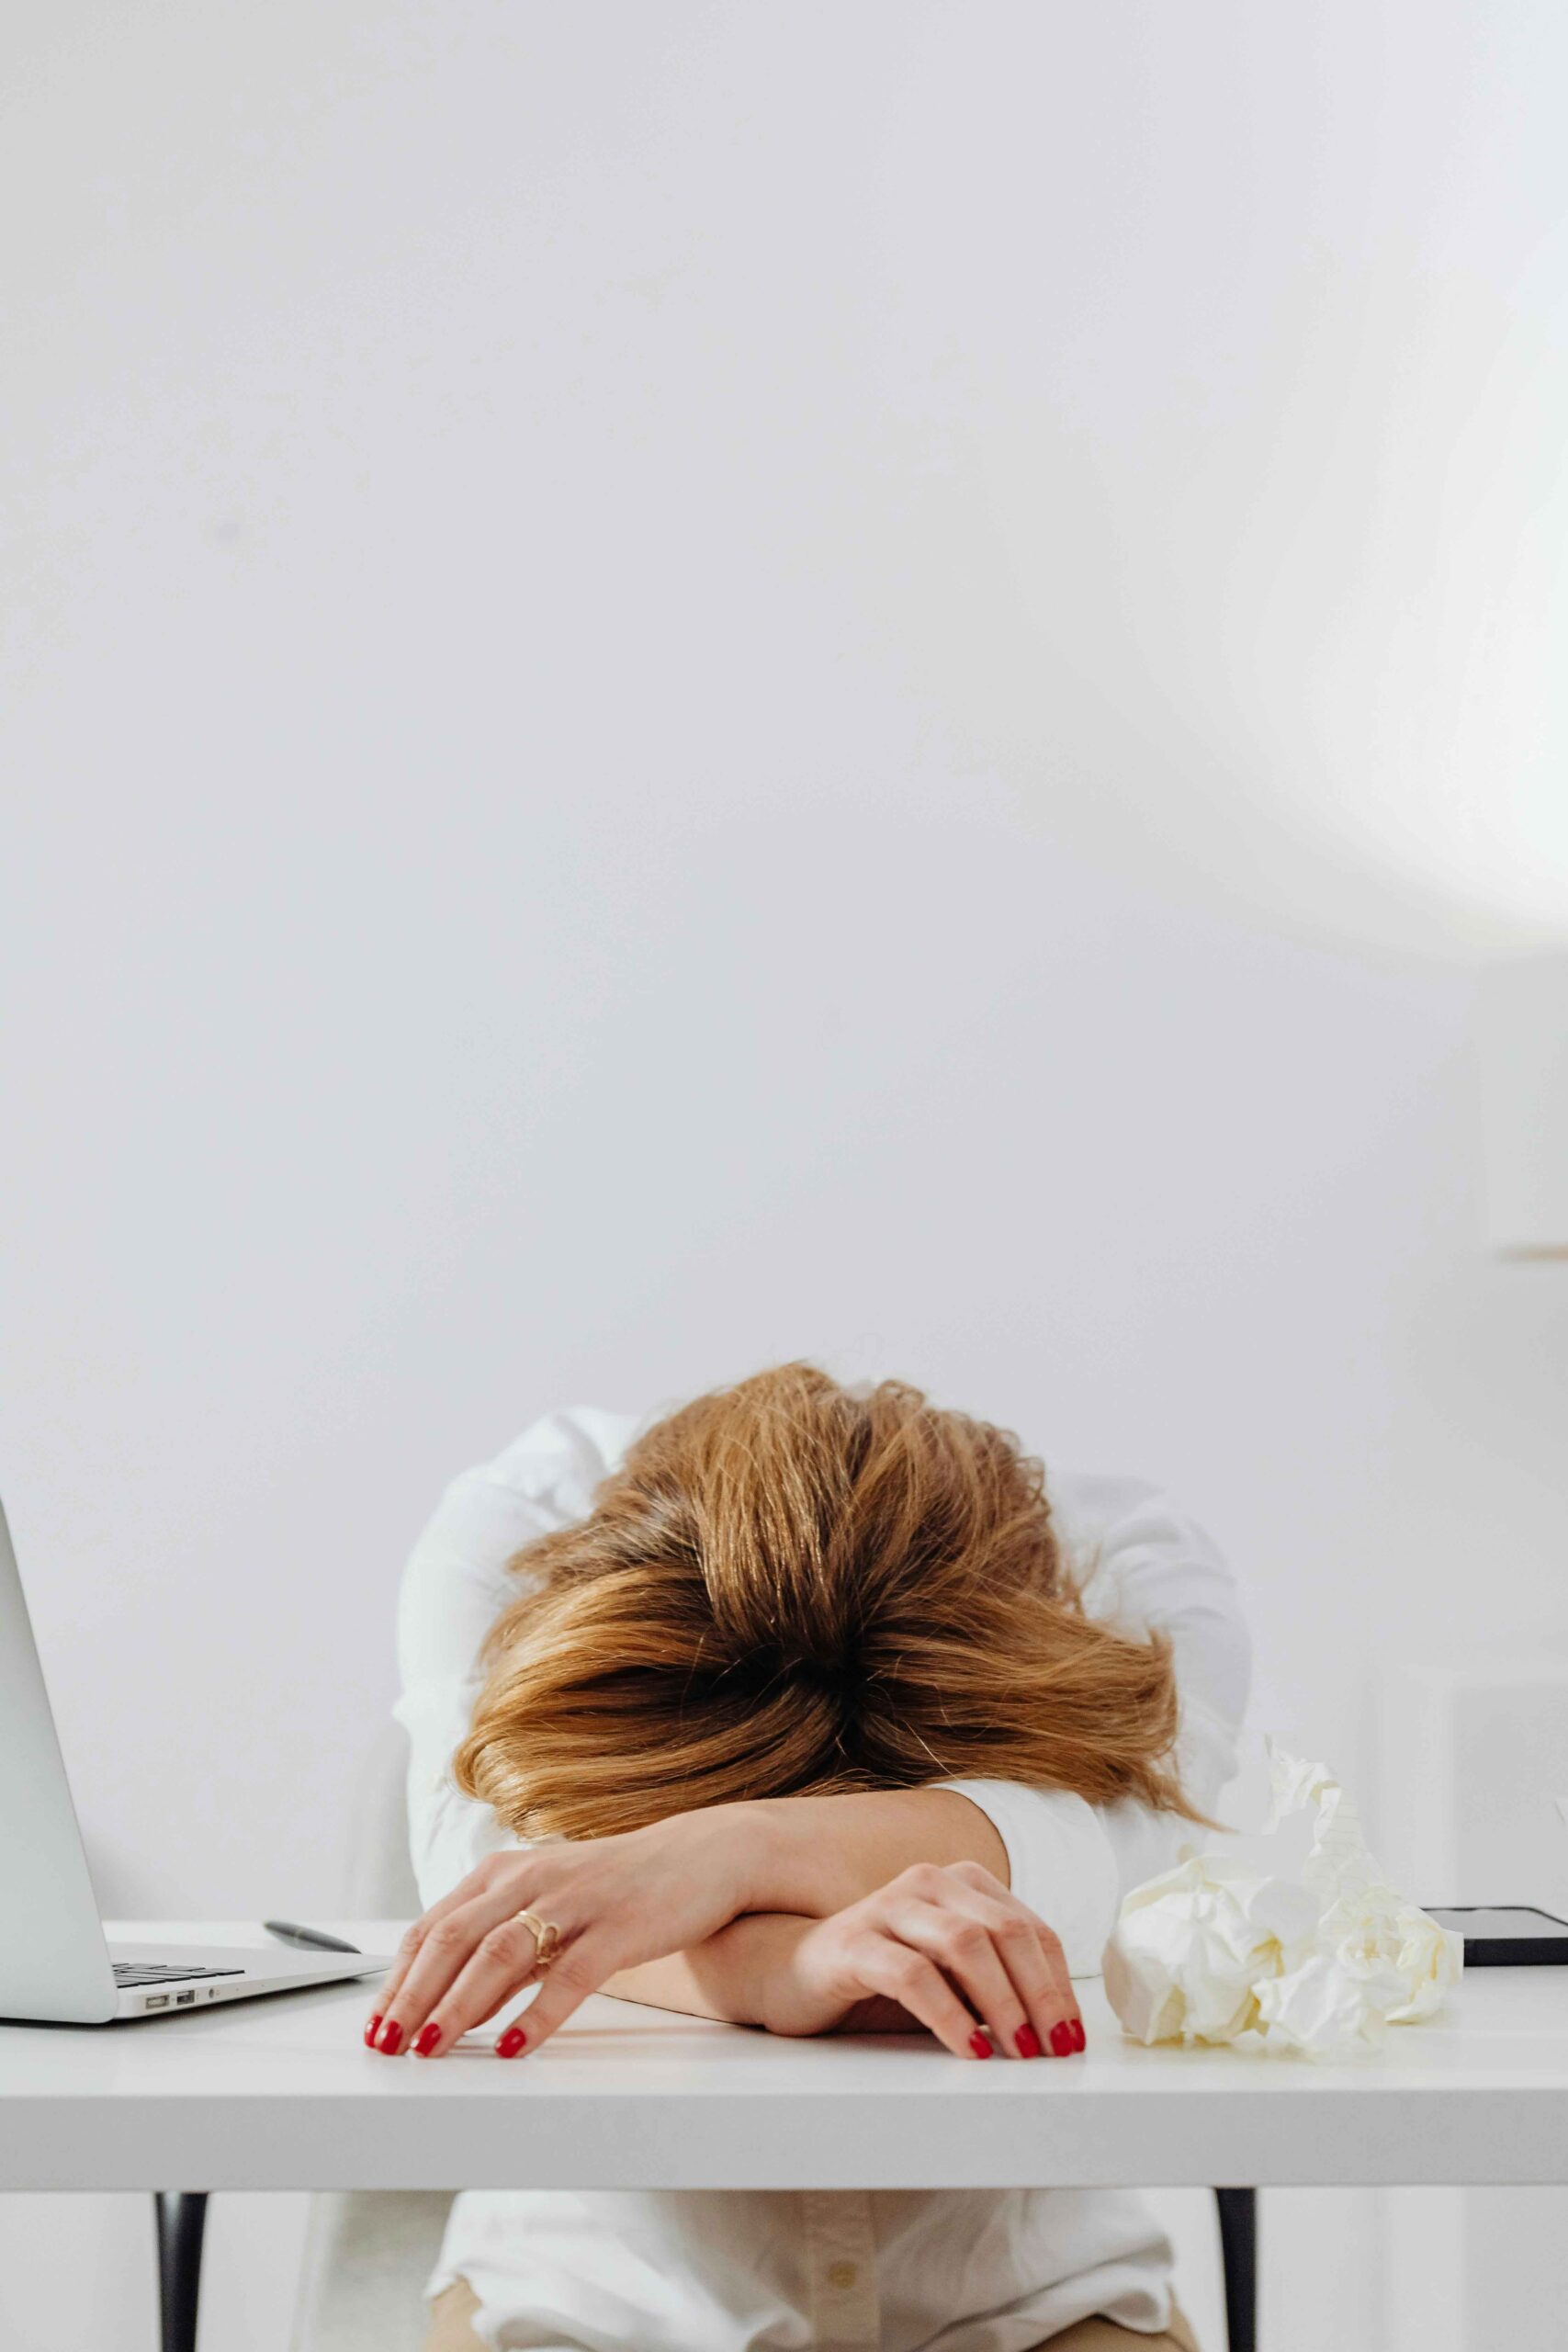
376, 1364, 1250, 2351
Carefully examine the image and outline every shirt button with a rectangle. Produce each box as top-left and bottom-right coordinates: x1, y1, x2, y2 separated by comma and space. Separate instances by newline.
827, 2261, 859, 2290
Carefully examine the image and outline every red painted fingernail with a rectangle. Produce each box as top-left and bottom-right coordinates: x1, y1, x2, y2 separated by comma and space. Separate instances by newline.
1049, 2020, 1073, 2056
377, 2018, 404, 2054
1069, 2018, 1086, 2052
412, 2022, 442, 2057
496, 2025, 527, 2059
363, 2014, 382, 2049
968, 2030, 992, 2059
1016, 2024, 1043, 2059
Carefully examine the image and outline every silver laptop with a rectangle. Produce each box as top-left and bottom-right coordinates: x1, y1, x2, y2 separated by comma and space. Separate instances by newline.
0, 1497, 385, 2022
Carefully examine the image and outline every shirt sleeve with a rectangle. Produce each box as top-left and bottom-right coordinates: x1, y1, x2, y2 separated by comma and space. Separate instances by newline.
391, 1407, 643, 1912
937, 1473, 1252, 1975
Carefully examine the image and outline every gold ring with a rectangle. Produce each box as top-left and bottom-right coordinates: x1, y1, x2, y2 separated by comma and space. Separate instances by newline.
513, 1909, 560, 1972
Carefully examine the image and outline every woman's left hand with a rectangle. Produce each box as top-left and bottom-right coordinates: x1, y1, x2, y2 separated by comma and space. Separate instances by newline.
758, 1860, 1086, 2059
366, 1804, 767, 2058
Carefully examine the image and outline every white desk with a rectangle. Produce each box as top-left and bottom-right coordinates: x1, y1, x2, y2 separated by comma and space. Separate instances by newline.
1, 1921, 1565, 2192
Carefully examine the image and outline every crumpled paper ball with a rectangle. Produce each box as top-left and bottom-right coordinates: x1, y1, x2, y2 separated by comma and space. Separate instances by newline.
1102, 1742, 1463, 2062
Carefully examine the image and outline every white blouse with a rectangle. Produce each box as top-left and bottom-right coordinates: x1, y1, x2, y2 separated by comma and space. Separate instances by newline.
394, 1408, 1251, 2351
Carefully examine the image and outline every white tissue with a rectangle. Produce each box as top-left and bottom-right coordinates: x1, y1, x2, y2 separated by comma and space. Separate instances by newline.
1101, 1742, 1463, 2062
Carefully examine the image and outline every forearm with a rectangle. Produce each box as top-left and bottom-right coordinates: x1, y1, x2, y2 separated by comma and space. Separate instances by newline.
603, 1914, 815, 2029
605, 1913, 916, 2036
601, 1786, 1010, 2030
728, 1786, 1009, 1918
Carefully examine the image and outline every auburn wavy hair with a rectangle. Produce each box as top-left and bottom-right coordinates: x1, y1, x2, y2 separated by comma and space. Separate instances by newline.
454, 1363, 1208, 1841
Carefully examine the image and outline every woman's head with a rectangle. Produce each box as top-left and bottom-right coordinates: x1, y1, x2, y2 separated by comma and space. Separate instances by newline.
456, 1363, 1202, 1839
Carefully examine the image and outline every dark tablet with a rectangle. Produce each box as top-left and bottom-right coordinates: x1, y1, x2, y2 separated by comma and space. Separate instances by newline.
1425, 1905, 1568, 1965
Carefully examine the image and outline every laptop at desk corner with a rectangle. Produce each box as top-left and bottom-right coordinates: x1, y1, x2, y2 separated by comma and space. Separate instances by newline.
0, 1495, 389, 2023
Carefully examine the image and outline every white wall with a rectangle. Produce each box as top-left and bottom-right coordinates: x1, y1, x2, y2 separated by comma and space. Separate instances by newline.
3, 6, 1566, 2348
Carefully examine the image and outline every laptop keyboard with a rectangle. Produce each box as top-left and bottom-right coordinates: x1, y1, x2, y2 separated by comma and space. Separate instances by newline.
112, 1962, 246, 1985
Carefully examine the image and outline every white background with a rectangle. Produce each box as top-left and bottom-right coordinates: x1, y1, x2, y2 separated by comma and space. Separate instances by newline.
3, 5, 1566, 2346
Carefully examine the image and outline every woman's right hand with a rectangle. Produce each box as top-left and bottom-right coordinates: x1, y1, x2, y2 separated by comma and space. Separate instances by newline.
366, 1804, 768, 2058
762, 1860, 1086, 2060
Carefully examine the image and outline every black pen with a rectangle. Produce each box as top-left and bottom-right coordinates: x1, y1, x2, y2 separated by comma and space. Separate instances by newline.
263, 1918, 363, 1954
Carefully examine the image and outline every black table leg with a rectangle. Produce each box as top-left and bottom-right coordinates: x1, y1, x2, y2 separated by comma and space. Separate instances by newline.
1213, 2186, 1258, 2352
154, 2191, 209, 2352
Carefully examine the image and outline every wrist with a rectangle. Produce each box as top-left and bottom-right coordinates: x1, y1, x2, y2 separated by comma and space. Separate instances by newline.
728, 1913, 822, 2035
709, 1799, 803, 1918
665, 1800, 788, 1925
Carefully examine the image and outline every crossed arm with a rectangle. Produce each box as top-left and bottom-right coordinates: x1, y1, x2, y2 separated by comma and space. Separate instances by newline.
367, 1786, 1087, 2064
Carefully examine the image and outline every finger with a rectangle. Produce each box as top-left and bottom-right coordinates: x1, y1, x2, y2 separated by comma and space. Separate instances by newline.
943, 1865, 1085, 2056
371, 1862, 498, 2031
946, 1860, 1012, 1902
412, 1953, 552, 2054
408, 1910, 575, 2056
945, 1890, 1085, 2058
375, 1885, 543, 2054
1030, 1918, 1084, 2054
886, 1897, 1031, 2058
480, 1935, 610, 2058
852, 1934, 990, 2059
